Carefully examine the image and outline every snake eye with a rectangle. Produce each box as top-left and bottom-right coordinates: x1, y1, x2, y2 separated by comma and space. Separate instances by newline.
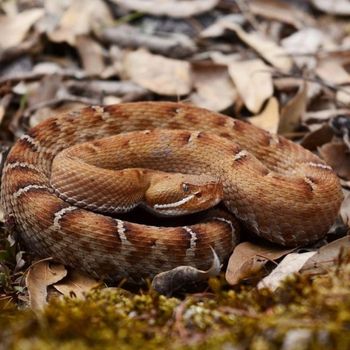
182, 183, 190, 192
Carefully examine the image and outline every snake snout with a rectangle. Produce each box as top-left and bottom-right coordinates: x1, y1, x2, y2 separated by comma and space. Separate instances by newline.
145, 174, 224, 216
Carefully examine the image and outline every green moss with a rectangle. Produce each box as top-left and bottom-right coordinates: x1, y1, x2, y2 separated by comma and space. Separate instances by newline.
1, 262, 350, 349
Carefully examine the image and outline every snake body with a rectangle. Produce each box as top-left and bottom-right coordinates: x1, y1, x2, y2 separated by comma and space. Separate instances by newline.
1, 102, 343, 280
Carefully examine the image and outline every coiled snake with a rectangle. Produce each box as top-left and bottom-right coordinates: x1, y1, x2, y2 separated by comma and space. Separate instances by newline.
1, 102, 343, 281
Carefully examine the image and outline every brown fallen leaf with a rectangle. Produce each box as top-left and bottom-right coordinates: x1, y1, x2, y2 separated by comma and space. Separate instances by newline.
223, 22, 293, 73
319, 141, 350, 179
257, 252, 316, 290
301, 236, 350, 275
26, 261, 67, 311
225, 241, 294, 285
0, 8, 44, 50
279, 82, 307, 134
249, 97, 279, 134
122, 49, 192, 96
53, 270, 100, 298
113, 0, 219, 18
301, 124, 334, 151
228, 59, 273, 114
190, 64, 236, 111
311, 0, 350, 15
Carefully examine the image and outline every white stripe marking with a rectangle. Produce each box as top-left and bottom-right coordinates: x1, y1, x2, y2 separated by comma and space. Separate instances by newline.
233, 150, 248, 161
4, 162, 38, 172
213, 217, 236, 244
20, 135, 41, 149
115, 219, 129, 244
308, 162, 332, 170
153, 194, 195, 210
188, 131, 201, 143
53, 206, 78, 229
183, 226, 197, 250
14, 185, 49, 198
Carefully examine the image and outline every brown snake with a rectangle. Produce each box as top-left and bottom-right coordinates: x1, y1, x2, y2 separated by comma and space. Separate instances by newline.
0, 102, 343, 281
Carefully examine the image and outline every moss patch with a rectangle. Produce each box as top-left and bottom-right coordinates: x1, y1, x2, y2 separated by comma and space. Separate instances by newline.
1, 262, 350, 350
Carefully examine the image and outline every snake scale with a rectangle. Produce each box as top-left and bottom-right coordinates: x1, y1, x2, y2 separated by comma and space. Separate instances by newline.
1, 102, 343, 281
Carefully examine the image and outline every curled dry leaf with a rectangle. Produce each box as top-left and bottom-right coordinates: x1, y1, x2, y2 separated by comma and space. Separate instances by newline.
301, 236, 350, 275
223, 22, 293, 73
190, 64, 236, 111
301, 124, 334, 151
53, 270, 100, 299
122, 49, 192, 96
279, 82, 307, 134
257, 252, 316, 291
319, 141, 350, 179
311, 0, 350, 15
225, 241, 294, 285
26, 261, 67, 310
228, 59, 273, 114
0, 8, 44, 50
249, 97, 279, 134
152, 248, 221, 295
113, 0, 219, 18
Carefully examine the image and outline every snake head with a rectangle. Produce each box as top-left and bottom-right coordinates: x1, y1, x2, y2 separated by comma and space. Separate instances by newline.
145, 173, 223, 216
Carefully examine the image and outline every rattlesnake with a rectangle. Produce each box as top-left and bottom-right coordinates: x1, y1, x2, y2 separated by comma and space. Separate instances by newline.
1, 102, 343, 281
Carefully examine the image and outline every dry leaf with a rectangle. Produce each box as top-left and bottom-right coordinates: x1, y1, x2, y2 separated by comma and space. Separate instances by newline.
48, 0, 113, 45
76, 36, 105, 76
26, 261, 67, 310
257, 252, 316, 290
225, 242, 294, 285
152, 248, 221, 295
123, 49, 192, 96
311, 0, 350, 15
228, 59, 273, 113
301, 236, 350, 275
279, 82, 307, 134
0, 9, 44, 50
319, 141, 350, 179
249, 97, 279, 134
113, 0, 219, 18
316, 59, 350, 85
53, 270, 100, 298
249, 0, 314, 28
336, 87, 350, 106
224, 22, 293, 73
190, 64, 236, 111
340, 193, 350, 226
301, 124, 334, 151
